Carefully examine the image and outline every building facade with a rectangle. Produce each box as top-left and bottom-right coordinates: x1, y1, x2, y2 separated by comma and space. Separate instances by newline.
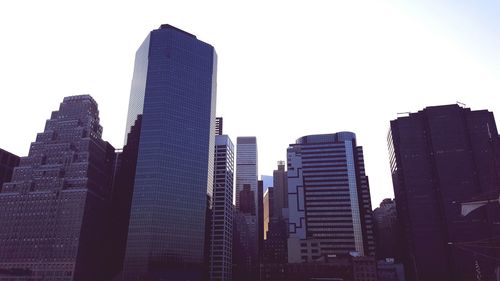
389, 104, 500, 281
372, 198, 400, 261
121, 24, 217, 280
233, 136, 259, 280
209, 135, 234, 281
215, 117, 223, 136
235, 137, 258, 210
273, 161, 288, 219
0, 95, 116, 281
287, 132, 375, 263
0, 148, 19, 192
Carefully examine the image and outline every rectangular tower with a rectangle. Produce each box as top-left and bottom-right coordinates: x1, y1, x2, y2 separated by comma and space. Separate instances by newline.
235, 137, 258, 210
234, 137, 259, 281
389, 104, 500, 281
287, 132, 375, 263
209, 135, 234, 281
121, 24, 217, 280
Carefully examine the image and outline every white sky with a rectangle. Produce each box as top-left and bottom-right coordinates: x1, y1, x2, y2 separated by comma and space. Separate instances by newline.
1, 0, 499, 207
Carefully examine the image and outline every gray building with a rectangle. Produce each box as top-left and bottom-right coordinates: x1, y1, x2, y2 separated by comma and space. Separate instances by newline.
235, 137, 258, 211
0, 148, 19, 192
209, 135, 234, 281
287, 132, 375, 263
0, 95, 116, 281
120, 24, 217, 280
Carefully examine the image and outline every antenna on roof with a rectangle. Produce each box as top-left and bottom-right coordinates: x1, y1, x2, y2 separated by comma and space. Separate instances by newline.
457, 101, 466, 107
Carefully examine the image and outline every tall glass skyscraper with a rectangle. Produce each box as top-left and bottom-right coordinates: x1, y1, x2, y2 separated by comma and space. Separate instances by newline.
234, 136, 259, 281
287, 132, 375, 262
235, 137, 258, 210
121, 24, 217, 280
0, 95, 116, 281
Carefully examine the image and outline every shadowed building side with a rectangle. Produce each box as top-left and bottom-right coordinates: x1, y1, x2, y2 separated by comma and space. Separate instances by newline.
389, 104, 500, 281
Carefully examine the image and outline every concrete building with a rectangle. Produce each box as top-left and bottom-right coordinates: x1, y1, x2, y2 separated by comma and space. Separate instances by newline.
0, 95, 116, 281
287, 132, 375, 263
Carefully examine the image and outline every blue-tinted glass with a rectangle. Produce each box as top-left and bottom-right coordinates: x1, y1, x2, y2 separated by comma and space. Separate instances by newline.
122, 25, 216, 280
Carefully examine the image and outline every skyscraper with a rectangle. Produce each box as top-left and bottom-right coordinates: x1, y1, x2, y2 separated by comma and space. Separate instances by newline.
372, 198, 400, 261
0, 95, 116, 281
235, 137, 258, 210
215, 117, 223, 136
120, 24, 217, 280
287, 132, 375, 262
272, 161, 288, 219
0, 148, 19, 192
234, 137, 259, 280
389, 104, 500, 281
263, 162, 289, 264
209, 134, 234, 281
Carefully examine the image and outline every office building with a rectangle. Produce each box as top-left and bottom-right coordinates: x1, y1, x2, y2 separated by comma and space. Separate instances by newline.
287, 132, 375, 263
235, 137, 258, 210
233, 187, 259, 281
215, 117, 223, 136
121, 24, 217, 280
209, 135, 234, 281
373, 198, 400, 261
0, 95, 116, 281
389, 104, 500, 281
0, 148, 19, 192
273, 161, 288, 219
233, 136, 259, 280
263, 187, 274, 240
262, 162, 289, 264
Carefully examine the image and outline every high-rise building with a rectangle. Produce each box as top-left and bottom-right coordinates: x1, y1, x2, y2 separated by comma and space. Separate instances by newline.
373, 198, 401, 261
263, 187, 274, 240
273, 161, 288, 219
215, 117, 223, 136
234, 137, 259, 280
121, 24, 217, 280
388, 104, 500, 281
287, 132, 375, 263
209, 135, 234, 281
109, 115, 143, 278
263, 162, 289, 264
235, 137, 258, 210
0, 95, 116, 281
0, 148, 19, 192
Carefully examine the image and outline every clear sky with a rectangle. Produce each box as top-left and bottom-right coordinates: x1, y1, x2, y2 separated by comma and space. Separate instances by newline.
1, 0, 499, 207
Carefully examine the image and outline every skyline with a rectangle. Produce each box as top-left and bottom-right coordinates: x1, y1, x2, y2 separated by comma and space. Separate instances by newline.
1, 1, 499, 206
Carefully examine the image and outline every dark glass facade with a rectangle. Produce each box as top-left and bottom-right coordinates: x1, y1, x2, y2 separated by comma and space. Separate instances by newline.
389, 104, 500, 281
0, 148, 20, 192
121, 24, 217, 280
0, 95, 116, 281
